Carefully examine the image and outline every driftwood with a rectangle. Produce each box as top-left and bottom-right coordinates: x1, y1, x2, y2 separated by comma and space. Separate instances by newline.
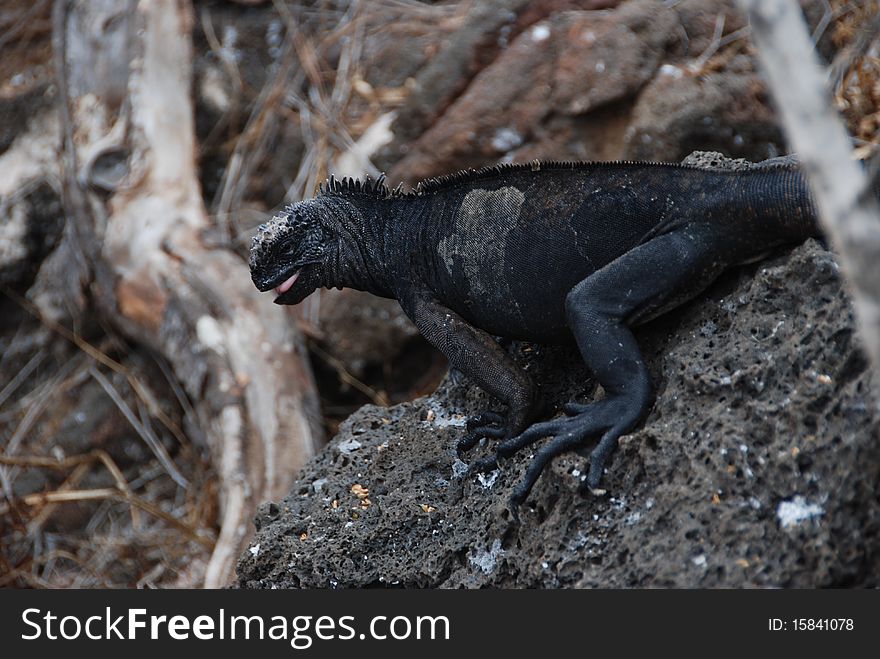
737, 0, 880, 390
52, 0, 321, 587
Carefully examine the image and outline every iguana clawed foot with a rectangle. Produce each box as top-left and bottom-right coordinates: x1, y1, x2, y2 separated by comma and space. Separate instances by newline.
466, 396, 645, 509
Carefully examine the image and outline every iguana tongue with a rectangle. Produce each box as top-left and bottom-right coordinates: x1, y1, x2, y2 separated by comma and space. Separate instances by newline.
275, 270, 300, 295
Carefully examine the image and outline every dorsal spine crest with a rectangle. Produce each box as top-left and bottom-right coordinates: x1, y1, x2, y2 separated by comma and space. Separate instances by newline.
314, 159, 798, 200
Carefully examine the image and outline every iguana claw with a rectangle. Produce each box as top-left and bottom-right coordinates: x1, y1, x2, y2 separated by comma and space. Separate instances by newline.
456, 411, 506, 455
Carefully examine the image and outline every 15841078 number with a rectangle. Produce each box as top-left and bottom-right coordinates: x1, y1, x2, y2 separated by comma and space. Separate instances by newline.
791, 619, 853, 631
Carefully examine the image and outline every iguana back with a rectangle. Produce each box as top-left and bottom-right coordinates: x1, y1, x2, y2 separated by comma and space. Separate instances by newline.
405, 162, 816, 342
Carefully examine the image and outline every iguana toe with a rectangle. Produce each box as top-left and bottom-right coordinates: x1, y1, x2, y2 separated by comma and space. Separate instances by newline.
457, 411, 507, 455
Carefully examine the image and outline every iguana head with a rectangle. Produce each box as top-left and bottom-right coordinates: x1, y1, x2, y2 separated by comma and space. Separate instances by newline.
250, 175, 397, 303
249, 200, 334, 305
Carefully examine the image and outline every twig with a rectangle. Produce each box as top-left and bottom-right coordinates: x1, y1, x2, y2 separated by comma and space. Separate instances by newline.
27, 462, 91, 535
811, 0, 834, 43
1, 286, 189, 449
0, 449, 141, 528
89, 367, 189, 488
688, 14, 726, 73
812, 0, 872, 44
136, 562, 166, 589
149, 352, 202, 445
12, 485, 213, 549
0, 317, 46, 374
51, 0, 95, 281
212, 1, 304, 238
0, 568, 52, 589
199, 6, 243, 92
22, 488, 117, 504
0, 349, 45, 409
0, 549, 103, 588
277, 0, 369, 201
829, 11, 880, 92
718, 25, 750, 49
0, 354, 82, 501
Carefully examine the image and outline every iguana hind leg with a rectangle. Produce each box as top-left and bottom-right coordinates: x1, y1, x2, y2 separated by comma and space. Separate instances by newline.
482, 226, 735, 508
399, 291, 543, 450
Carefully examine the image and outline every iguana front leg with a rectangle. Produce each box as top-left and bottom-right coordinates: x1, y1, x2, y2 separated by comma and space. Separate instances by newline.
398, 289, 542, 451
475, 225, 736, 508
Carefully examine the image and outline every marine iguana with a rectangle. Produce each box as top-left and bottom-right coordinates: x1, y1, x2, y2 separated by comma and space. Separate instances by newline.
249, 159, 821, 509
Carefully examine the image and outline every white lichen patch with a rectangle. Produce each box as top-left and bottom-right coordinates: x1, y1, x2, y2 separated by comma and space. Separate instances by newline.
777, 496, 824, 528
424, 400, 466, 428
0, 112, 61, 197
266, 19, 283, 58
220, 25, 241, 64
659, 63, 683, 78
477, 470, 499, 489
438, 186, 525, 319
337, 438, 363, 454
451, 459, 469, 479
200, 64, 231, 112
468, 539, 504, 574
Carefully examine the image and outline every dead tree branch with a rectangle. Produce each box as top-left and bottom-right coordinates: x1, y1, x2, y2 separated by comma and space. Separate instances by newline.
54, 0, 322, 586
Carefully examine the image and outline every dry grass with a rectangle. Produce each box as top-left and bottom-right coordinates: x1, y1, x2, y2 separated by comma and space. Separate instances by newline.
827, 0, 880, 153
0, 291, 217, 588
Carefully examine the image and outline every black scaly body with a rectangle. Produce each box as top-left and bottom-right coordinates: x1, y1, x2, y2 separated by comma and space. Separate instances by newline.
249, 160, 821, 509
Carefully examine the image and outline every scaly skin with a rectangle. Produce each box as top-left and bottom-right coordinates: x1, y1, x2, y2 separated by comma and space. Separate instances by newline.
249, 160, 821, 510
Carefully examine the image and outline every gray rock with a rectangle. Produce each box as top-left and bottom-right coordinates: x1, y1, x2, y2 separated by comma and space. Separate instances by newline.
623, 69, 783, 162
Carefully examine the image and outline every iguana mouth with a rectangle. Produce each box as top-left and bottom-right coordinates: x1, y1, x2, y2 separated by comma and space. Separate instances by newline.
274, 270, 300, 296
253, 266, 300, 294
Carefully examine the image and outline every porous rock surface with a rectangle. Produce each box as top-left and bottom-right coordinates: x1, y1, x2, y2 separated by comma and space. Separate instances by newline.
238, 156, 880, 589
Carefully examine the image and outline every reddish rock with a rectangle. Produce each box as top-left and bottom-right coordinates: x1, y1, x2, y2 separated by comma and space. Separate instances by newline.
388, 16, 558, 184
551, 1, 677, 115
383, 0, 797, 184
379, 0, 625, 171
